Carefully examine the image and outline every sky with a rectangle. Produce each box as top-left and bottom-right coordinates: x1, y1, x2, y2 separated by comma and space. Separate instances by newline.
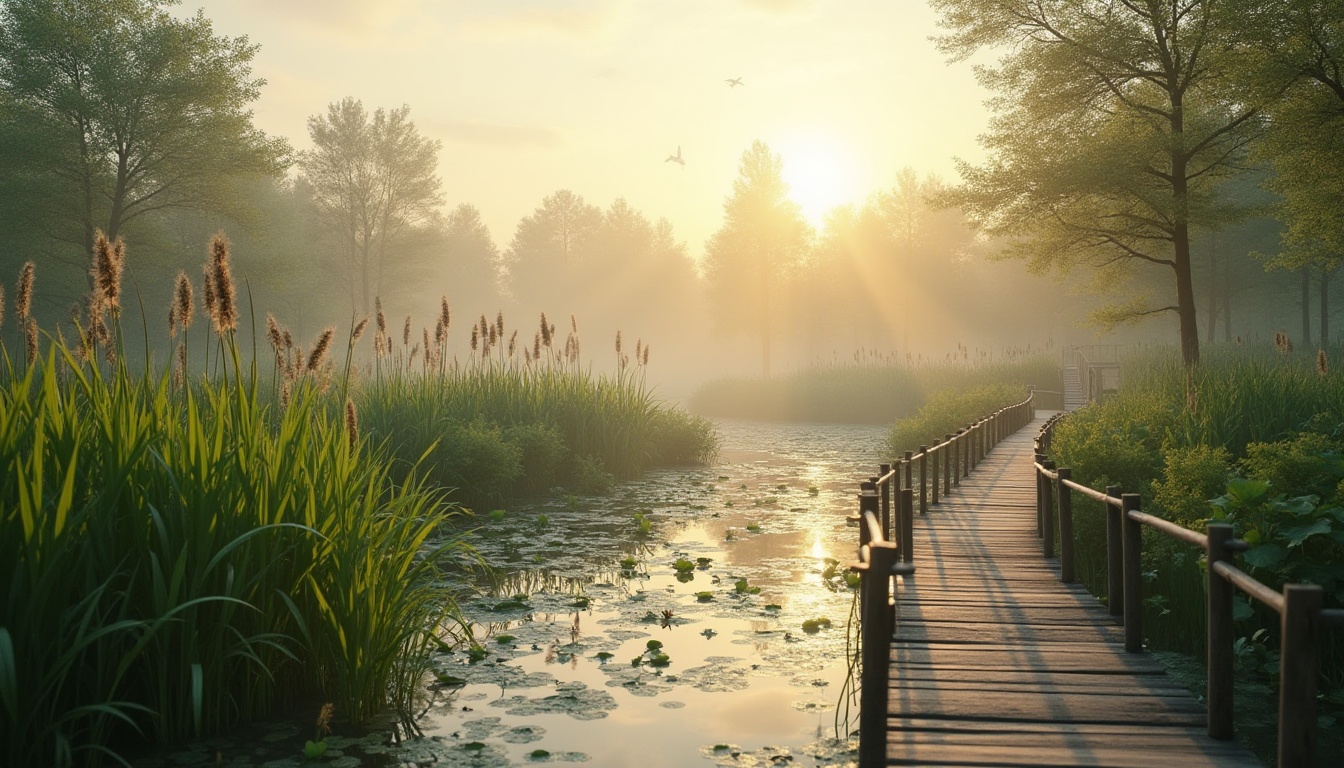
177, 0, 990, 261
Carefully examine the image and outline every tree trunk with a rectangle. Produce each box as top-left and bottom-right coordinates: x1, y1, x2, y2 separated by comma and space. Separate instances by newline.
1321, 266, 1332, 349
1205, 232, 1218, 344
1301, 268, 1312, 348
1170, 100, 1200, 367
1222, 258, 1233, 343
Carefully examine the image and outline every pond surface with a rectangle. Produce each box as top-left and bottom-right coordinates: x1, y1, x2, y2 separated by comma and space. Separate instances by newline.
134, 419, 888, 768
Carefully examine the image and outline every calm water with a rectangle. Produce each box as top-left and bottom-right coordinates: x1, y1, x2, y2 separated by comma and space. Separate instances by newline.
134, 419, 889, 768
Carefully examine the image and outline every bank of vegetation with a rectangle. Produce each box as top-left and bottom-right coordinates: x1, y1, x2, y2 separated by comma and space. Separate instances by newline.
0, 237, 715, 766
1048, 345, 1344, 758
690, 350, 1058, 425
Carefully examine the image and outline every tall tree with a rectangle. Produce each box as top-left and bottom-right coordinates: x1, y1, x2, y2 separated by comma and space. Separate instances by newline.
0, 0, 288, 256
1243, 1, 1344, 286
503, 189, 601, 315
932, 0, 1263, 367
703, 140, 810, 377
299, 97, 443, 314
442, 203, 502, 310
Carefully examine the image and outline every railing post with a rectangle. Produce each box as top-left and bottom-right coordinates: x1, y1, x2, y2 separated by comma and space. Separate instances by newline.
858, 541, 896, 768
961, 428, 970, 479
943, 434, 952, 495
859, 481, 878, 549
918, 446, 928, 515
1034, 452, 1046, 537
1057, 467, 1075, 583
1206, 524, 1235, 741
955, 429, 964, 485
903, 451, 913, 492
1042, 460, 1056, 559
1106, 485, 1123, 617
900, 488, 914, 565
1278, 583, 1324, 768
930, 448, 940, 506
879, 464, 892, 542
1121, 493, 1143, 653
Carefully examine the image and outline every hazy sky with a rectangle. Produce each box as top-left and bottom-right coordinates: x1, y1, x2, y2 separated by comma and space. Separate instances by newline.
179, 0, 989, 260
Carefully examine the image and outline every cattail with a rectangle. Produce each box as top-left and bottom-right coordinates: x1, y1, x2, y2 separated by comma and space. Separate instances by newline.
91, 231, 124, 311
496, 311, 504, 338
317, 702, 334, 737
470, 326, 478, 352
352, 316, 369, 343
307, 327, 334, 372
24, 318, 37, 364
642, 343, 649, 366
168, 302, 176, 337
171, 272, 193, 333
540, 313, 551, 346
1318, 349, 1328, 377
615, 330, 622, 357
16, 261, 34, 321
409, 343, 420, 365
207, 233, 236, 332
403, 315, 411, 346
488, 323, 497, 348
385, 335, 392, 357
375, 297, 386, 334
571, 314, 577, 333
344, 399, 358, 449
508, 330, 517, 357
202, 267, 217, 327
439, 297, 450, 335
174, 342, 187, 388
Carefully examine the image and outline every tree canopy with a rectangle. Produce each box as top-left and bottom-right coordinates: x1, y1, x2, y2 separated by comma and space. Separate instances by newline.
702, 140, 810, 377
299, 97, 443, 315
0, 0, 288, 261
932, 0, 1263, 366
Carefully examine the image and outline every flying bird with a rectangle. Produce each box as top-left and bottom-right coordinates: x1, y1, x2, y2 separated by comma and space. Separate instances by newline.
726, 77, 744, 87
665, 146, 685, 166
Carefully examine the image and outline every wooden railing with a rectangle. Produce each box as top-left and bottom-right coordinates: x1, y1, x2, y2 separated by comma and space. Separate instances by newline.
850, 392, 1037, 768
1033, 415, 1344, 768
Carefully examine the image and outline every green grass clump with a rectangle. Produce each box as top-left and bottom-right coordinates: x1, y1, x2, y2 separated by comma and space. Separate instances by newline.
887, 382, 1029, 455
0, 348, 462, 766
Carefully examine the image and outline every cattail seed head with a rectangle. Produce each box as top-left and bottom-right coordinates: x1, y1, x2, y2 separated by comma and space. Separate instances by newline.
1318, 349, 1328, 377
344, 399, 358, 449
540, 313, 551, 346
508, 330, 517, 356
534, 332, 541, 359
615, 330, 622, 356
91, 231, 124, 311
439, 297, 450, 334
308, 327, 335, 372
207, 233, 236, 333
16, 261, 34, 321
642, 343, 649, 366
352, 316, 369, 343
202, 267, 217, 327
24, 318, 37, 364
403, 315, 411, 346
174, 272, 194, 332
175, 342, 187, 388
168, 302, 177, 337
496, 311, 504, 337
375, 297, 386, 334
470, 326, 478, 352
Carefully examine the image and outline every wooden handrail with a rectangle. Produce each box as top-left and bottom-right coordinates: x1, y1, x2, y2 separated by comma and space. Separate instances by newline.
1033, 412, 1339, 768
850, 390, 1036, 768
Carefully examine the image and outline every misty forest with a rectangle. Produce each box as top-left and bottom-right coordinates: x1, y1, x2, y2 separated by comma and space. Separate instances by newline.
1, 1, 1342, 767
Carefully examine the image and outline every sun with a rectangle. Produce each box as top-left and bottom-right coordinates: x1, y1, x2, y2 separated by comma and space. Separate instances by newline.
777, 135, 859, 230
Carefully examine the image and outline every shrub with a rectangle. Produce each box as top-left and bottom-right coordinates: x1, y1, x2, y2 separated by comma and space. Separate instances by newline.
1152, 443, 1232, 527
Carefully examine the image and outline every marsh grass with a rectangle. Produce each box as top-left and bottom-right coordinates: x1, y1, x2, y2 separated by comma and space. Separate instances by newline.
0, 244, 467, 767
1050, 344, 1344, 747
689, 353, 1059, 424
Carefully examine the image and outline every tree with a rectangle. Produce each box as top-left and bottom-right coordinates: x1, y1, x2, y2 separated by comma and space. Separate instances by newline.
503, 189, 601, 315
299, 97, 443, 314
442, 203, 502, 311
932, 0, 1263, 367
0, 0, 288, 256
703, 140, 810, 377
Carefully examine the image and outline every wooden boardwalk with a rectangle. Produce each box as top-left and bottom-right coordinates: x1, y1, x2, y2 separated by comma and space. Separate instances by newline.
886, 413, 1261, 767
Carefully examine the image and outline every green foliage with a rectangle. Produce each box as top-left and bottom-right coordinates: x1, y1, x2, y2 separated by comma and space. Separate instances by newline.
1240, 432, 1344, 504
1152, 444, 1232, 527
887, 382, 1029, 455
1210, 481, 1344, 605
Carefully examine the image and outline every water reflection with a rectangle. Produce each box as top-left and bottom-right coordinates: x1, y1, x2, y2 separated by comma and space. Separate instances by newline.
423, 419, 885, 766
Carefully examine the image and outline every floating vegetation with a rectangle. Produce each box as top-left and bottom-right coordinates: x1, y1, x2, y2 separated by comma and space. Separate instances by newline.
489, 509, 508, 521
495, 635, 516, 644
619, 555, 639, 570
745, 522, 762, 531
801, 618, 833, 633
734, 579, 762, 595
490, 682, 617, 721
696, 591, 715, 602
673, 558, 696, 572
696, 556, 714, 568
